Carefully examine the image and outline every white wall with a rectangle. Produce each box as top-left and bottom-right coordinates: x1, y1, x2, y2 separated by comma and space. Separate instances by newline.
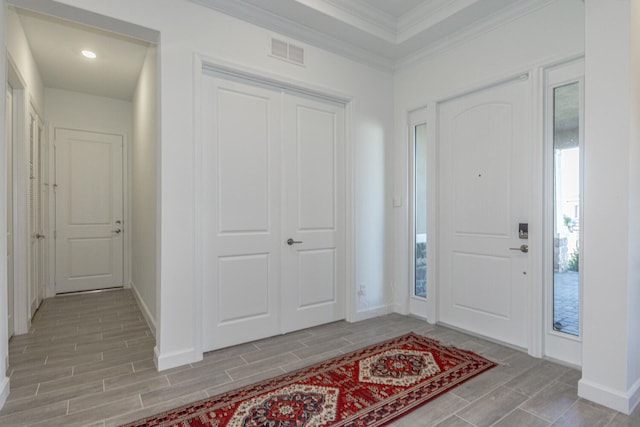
131, 46, 157, 334
579, 0, 640, 414
6, 6, 43, 112
0, 0, 11, 410
50, 0, 394, 369
628, 0, 640, 396
393, 0, 585, 316
6, 4, 45, 336
44, 88, 132, 134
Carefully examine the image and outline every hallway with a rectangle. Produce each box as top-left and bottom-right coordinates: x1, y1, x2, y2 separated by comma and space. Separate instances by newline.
0, 290, 636, 426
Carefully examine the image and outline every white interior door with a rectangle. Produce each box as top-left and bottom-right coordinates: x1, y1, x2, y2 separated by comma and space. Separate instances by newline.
202, 73, 346, 352
37, 121, 47, 304
202, 75, 282, 350
55, 128, 124, 294
438, 77, 530, 349
6, 85, 14, 337
281, 93, 345, 332
28, 112, 41, 314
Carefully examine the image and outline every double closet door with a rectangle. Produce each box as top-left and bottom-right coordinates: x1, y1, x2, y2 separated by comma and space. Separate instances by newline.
202, 74, 346, 352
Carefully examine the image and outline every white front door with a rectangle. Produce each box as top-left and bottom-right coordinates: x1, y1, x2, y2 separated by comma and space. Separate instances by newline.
55, 128, 124, 293
438, 77, 530, 349
6, 85, 14, 337
281, 94, 345, 332
202, 74, 346, 351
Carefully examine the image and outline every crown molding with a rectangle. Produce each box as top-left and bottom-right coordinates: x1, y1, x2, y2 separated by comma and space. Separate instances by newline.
397, 0, 477, 43
191, 0, 394, 72
395, 0, 557, 71
317, 0, 397, 36
191, 0, 560, 74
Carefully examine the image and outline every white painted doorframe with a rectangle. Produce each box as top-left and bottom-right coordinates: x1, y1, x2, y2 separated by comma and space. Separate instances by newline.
437, 73, 532, 350
47, 122, 130, 299
8, 57, 33, 335
27, 107, 45, 315
420, 62, 579, 359
200, 73, 346, 351
543, 58, 584, 367
54, 127, 125, 294
195, 57, 355, 358
5, 84, 13, 338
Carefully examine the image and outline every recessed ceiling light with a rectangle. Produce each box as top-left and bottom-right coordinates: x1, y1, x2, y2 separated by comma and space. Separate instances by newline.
81, 50, 97, 59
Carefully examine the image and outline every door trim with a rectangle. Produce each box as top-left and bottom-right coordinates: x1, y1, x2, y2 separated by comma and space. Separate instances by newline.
424, 57, 584, 358
7, 55, 30, 335
194, 54, 355, 360
431, 70, 539, 355
50, 124, 130, 296
542, 57, 585, 367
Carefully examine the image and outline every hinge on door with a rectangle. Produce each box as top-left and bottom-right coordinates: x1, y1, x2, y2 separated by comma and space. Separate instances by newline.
54, 230, 57, 239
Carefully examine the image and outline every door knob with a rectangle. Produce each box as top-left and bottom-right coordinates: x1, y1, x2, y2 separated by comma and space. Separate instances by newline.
36, 234, 45, 239
112, 229, 122, 234
509, 244, 528, 253
286, 238, 302, 245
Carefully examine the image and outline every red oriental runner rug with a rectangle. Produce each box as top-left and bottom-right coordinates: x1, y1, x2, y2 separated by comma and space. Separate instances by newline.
123, 332, 496, 427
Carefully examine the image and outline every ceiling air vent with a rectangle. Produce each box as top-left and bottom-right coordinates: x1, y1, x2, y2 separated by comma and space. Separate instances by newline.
270, 38, 305, 66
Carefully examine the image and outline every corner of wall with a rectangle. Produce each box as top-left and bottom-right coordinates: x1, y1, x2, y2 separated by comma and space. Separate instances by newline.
130, 280, 156, 337
578, 377, 640, 415
154, 346, 201, 372
0, 376, 9, 410
350, 304, 392, 323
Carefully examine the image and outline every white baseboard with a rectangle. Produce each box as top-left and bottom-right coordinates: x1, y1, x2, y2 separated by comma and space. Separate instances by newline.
130, 281, 156, 337
393, 303, 409, 315
579, 377, 640, 415
349, 304, 391, 322
627, 377, 640, 414
154, 346, 202, 371
0, 376, 10, 410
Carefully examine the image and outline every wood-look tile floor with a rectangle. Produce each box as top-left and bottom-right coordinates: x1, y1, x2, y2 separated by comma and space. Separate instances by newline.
1, 289, 638, 427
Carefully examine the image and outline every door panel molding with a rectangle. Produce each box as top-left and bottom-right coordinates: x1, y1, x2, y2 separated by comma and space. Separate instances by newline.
54, 128, 125, 293
198, 59, 352, 354
438, 76, 531, 350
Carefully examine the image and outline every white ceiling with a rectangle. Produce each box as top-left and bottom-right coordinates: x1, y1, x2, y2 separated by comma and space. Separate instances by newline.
356, 0, 428, 18
13, 7, 150, 101
10, 0, 554, 102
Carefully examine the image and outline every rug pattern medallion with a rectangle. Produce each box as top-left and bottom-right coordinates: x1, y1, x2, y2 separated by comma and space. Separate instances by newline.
123, 333, 496, 427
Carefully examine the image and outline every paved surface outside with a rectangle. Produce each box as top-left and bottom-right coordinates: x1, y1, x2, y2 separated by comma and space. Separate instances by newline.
553, 271, 579, 336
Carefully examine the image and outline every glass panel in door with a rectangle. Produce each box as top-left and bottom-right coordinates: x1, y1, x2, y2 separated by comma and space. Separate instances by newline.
414, 123, 427, 298
552, 82, 581, 336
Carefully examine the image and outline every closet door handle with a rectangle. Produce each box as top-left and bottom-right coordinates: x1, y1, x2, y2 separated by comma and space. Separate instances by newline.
286, 238, 302, 246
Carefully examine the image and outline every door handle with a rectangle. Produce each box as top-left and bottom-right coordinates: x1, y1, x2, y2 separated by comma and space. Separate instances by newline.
36, 234, 45, 239
286, 238, 302, 246
509, 244, 528, 253
112, 229, 122, 234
